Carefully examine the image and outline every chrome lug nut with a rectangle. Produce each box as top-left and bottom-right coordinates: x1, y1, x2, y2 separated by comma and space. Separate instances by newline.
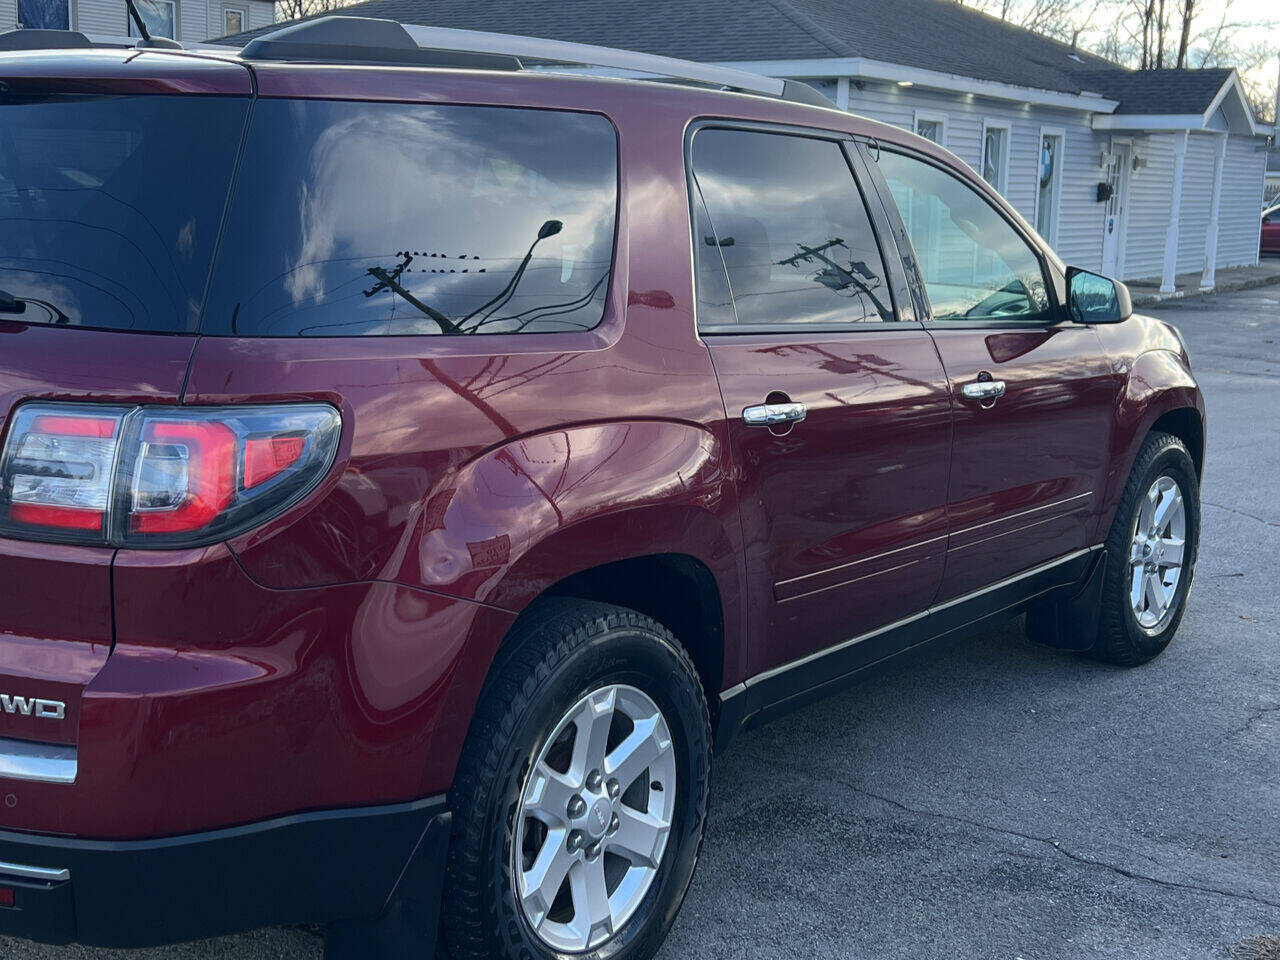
567, 796, 587, 819
567, 830, 585, 852
607, 778, 621, 800
585, 840, 602, 860
608, 813, 620, 835
586, 770, 603, 792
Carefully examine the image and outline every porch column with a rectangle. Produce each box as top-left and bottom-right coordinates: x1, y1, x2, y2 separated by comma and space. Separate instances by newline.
836, 77, 850, 111
1161, 130, 1190, 294
1200, 133, 1228, 292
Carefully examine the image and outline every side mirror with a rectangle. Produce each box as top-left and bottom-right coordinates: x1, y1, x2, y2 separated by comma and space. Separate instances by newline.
1066, 267, 1131, 324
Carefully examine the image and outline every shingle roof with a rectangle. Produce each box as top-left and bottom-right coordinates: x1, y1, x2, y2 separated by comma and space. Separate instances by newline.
220, 0, 1124, 95
1072, 67, 1233, 115
218, 0, 1234, 112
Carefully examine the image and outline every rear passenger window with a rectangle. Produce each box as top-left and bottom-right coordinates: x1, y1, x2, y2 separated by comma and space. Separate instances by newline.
202, 101, 617, 337
691, 128, 893, 330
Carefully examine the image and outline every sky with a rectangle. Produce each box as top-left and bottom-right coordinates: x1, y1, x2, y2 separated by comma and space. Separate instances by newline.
1194, 0, 1278, 113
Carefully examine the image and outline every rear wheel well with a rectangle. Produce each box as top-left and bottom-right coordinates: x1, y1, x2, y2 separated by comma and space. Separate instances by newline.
541, 554, 725, 718
1150, 408, 1204, 478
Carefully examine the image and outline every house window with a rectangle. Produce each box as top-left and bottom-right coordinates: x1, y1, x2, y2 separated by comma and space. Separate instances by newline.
1035, 131, 1064, 244
981, 124, 1009, 193
914, 112, 947, 146
128, 0, 176, 38
223, 5, 246, 34
18, 0, 69, 29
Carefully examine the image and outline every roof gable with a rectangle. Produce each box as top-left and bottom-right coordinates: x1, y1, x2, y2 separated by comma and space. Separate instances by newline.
1073, 67, 1233, 115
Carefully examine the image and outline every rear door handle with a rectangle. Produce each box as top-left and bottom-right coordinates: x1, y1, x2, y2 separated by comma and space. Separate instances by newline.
961, 380, 1006, 402
743, 402, 807, 426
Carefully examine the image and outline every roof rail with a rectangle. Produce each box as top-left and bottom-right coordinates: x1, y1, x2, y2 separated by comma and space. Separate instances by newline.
0, 28, 96, 51
239, 16, 834, 108
241, 17, 521, 70
0, 27, 182, 51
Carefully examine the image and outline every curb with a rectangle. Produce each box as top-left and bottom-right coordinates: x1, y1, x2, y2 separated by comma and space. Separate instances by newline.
1131, 270, 1280, 307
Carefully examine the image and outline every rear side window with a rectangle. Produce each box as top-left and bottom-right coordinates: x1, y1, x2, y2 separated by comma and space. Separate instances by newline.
0, 94, 249, 333
203, 101, 618, 337
690, 128, 893, 330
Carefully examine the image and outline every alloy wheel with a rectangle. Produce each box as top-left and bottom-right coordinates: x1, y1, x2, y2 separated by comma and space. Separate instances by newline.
513, 684, 677, 952
1128, 474, 1187, 630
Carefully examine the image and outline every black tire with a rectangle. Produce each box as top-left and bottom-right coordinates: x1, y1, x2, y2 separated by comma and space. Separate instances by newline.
442, 598, 712, 960
1087, 431, 1200, 666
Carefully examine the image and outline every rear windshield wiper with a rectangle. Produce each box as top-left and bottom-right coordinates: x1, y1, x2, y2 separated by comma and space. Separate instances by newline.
0, 287, 27, 315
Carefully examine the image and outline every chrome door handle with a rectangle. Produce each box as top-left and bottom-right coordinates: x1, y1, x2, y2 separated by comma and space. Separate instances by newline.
743, 402, 807, 427
961, 380, 1006, 401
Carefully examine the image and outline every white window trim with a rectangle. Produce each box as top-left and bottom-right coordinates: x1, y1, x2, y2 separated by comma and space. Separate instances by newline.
979, 119, 1011, 194
222, 3, 248, 34
1033, 125, 1066, 247
127, 0, 177, 39
913, 110, 949, 149
17, 0, 76, 30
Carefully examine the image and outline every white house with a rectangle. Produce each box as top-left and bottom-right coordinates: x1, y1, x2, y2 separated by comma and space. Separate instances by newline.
225, 0, 1277, 291
1, 0, 272, 43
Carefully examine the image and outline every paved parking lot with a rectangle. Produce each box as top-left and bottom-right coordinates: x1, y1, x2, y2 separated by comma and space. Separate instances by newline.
4, 285, 1278, 960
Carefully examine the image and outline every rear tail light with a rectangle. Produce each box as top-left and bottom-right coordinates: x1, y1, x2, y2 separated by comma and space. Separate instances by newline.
0, 403, 340, 547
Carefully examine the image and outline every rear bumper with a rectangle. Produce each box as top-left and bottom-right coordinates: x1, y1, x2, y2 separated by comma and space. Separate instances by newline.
0, 796, 448, 947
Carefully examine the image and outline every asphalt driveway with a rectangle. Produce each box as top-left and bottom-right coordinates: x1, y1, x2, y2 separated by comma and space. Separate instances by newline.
3, 285, 1278, 960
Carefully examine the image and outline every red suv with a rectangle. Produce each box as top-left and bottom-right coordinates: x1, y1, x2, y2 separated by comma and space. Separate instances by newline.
0, 17, 1204, 960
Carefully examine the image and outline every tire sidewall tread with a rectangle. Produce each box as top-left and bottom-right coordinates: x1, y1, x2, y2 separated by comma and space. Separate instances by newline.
1091, 431, 1200, 666
443, 599, 712, 960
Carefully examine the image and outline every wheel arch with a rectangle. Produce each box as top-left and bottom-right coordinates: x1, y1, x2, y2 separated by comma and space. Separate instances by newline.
1098, 347, 1205, 539
428, 505, 745, 793
541, 552, 727, 716
1149, 406, 1204, 479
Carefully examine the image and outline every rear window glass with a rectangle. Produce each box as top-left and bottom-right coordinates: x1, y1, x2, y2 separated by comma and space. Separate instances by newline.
0, 94, 249, 333
202, 101, 618, 337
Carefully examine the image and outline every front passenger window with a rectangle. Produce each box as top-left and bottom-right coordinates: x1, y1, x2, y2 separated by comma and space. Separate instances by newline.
877, 150, 1051, 322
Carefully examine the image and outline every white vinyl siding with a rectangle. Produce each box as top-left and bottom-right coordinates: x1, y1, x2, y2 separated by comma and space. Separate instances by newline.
19, 0, 271, 37
843, 81, 1106, 269
1218, 136, 1267, 268
1121, 134, 1172, 280
1174, 133, 1216, 275
829, 77, 1266, 282
1120, 131, 1264, 280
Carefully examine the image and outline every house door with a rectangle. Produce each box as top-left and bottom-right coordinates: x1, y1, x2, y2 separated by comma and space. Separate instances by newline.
1101, 143, 1130, 277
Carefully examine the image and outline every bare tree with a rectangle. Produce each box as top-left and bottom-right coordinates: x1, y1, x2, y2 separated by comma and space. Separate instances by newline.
955, 0, 1105, 44
273, 0, 361, 22
1175, 0, 1194, 68
955, 0, 1278, 122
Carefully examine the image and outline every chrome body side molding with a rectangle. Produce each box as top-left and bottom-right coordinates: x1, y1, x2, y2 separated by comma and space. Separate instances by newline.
0, 737, 77, 785
716, 546, 1103, 744
0, 859, 70, 882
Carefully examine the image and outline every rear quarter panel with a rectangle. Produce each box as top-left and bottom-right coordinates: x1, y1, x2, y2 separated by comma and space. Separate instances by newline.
181, 80, 749, 706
